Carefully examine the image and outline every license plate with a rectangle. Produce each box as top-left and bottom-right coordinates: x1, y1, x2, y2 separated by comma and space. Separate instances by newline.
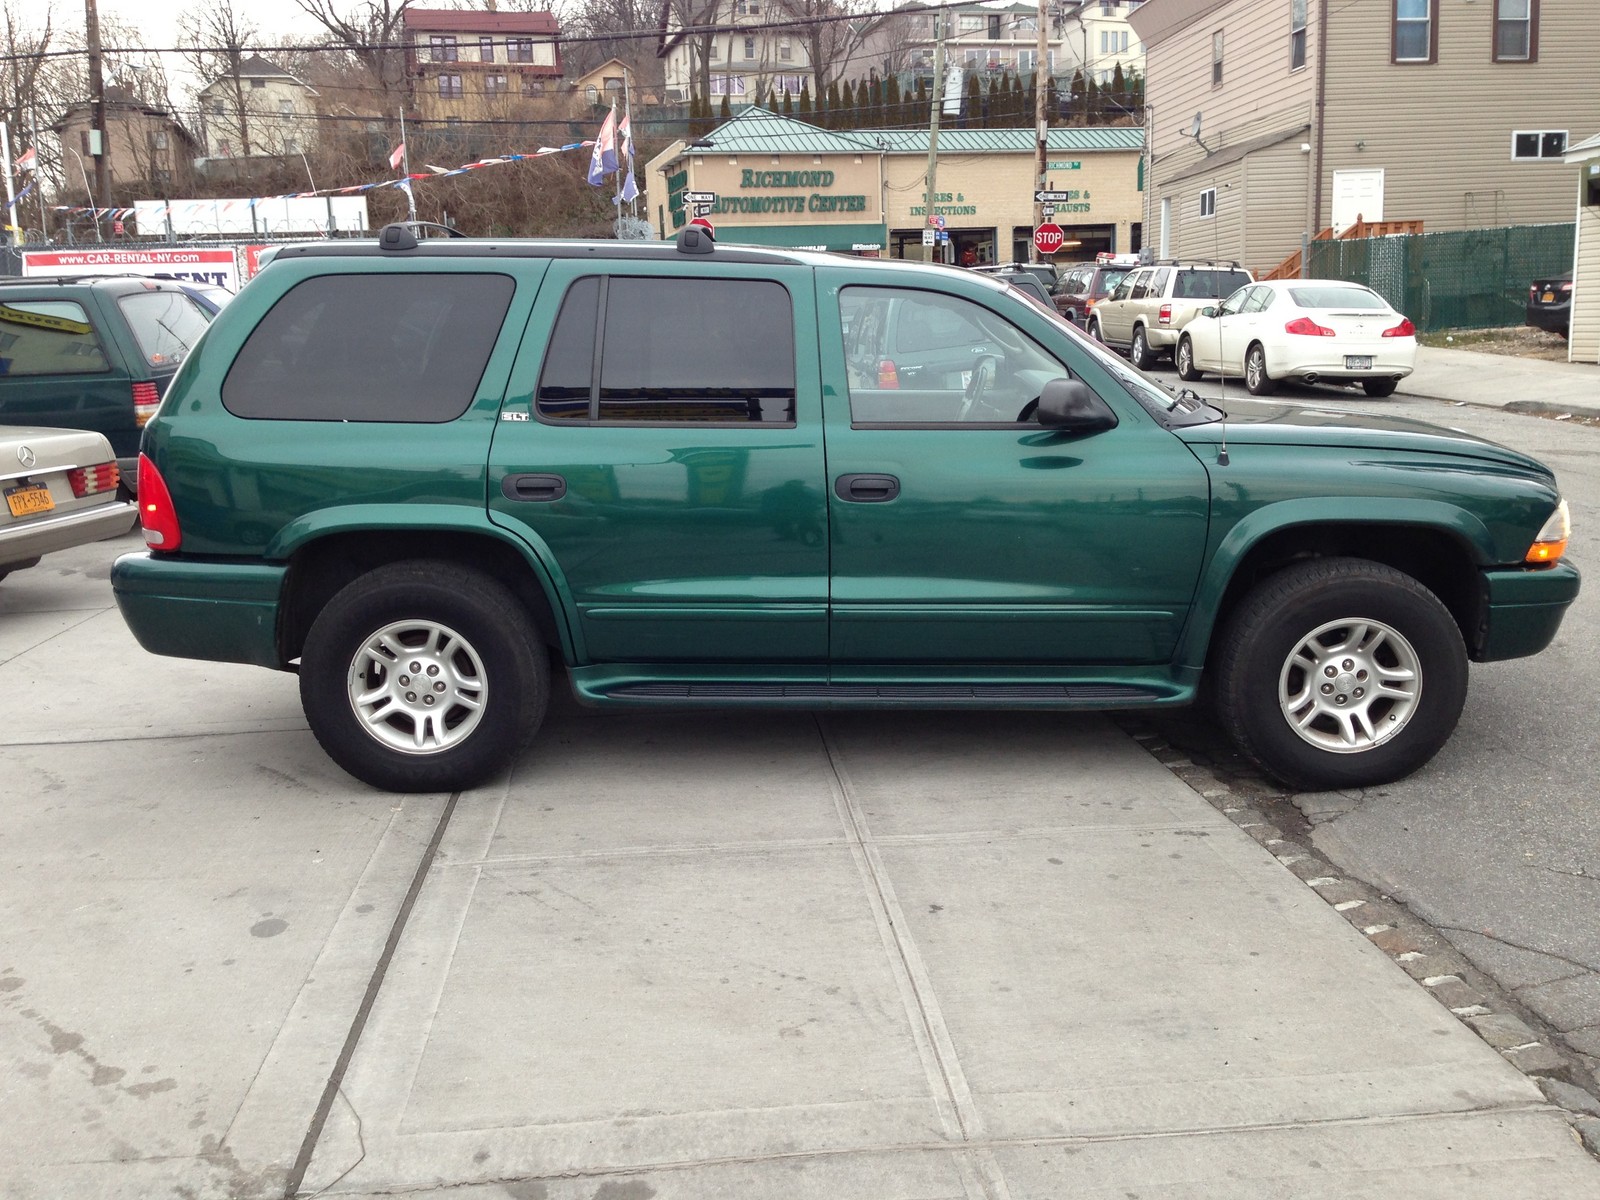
1542, 291, 1555, 303
1345, 355, 1373, 370
5, 482, 54, 518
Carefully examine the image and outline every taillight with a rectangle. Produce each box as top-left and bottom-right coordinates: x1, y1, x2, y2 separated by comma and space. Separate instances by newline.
68, 462, 120, 498
877, 359, 900, 388
1158, 303, 1172, 325
137, 453, 182, 552
1382, 318, 1416, 338
1530, 284, 1539, 300
1284, 317, 1336, 337
132, 381, 160, 427
1561, 281, 1573, 293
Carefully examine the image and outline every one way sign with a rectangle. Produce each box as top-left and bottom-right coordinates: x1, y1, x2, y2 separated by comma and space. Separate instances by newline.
1034, 190, 1074, 203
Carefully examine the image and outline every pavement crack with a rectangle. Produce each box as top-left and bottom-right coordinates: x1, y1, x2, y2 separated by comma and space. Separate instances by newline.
1435, 925, 1600, 977
305, 1088, 367, 1198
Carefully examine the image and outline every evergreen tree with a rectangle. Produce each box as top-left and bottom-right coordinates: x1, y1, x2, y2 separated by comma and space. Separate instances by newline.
782, 87, 794, 116
868, 74, 884, 127
1069, 69, 1086, 126
885, 75, 902, 128
964, 73, 980, 127
1110, 62, 1127, 120
1085, 76, 1100, 125
798, 81, 812, 119
827, 80, 841, 129
984, 78, 998, 129
1008, 73, 1023, 125
1046, 72, 1060, 127
720, 93, 732, 124
915, 77, 928, 125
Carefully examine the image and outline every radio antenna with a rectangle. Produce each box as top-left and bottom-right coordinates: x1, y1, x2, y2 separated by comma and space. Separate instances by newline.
1214, 306, 1230, 466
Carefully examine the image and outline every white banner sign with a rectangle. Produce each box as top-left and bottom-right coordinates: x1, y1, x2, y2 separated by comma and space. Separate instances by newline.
22, 246, 242, 291
133, 196, 369, 237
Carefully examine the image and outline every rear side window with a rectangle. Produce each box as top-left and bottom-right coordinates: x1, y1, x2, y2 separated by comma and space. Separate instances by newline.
536, 276, 795, 424
118, 290, 212, 368
1176, 269, 1253, 299
0, 299, 109, 376
1286, 285, 1388, 310
223, 273, 514, 422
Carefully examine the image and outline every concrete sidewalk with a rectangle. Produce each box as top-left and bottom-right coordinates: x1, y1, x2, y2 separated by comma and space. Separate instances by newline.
1402, 344, 1600, 416
4, 540, 1600, 1198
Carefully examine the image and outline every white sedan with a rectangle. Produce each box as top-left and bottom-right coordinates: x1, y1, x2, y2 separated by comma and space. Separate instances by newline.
1175, 279, 1417, 398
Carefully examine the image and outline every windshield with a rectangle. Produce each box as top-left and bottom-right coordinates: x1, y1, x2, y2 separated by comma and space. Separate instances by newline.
118, 290, 212, 368
1039, 305, 1217, 422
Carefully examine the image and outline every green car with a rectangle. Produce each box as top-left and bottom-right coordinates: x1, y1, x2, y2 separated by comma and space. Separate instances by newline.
111, 223, 1578, 794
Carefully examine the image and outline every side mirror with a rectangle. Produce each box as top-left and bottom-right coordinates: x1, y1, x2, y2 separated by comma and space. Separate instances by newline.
1200, 305, 1217, 318
1036, 378, 1119, 435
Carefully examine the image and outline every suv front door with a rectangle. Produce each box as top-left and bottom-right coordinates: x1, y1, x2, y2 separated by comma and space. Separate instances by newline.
490, 263, 829, 665
819, 273, 1211, 668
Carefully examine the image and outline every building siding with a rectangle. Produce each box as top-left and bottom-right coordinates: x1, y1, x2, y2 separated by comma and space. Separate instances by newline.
1573, 202, 1599, 364
1176, 159, 1242, 264
1242, 139, 1311, 276
1321, 3, 1600, 233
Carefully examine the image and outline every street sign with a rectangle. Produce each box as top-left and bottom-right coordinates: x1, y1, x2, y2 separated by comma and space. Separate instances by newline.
683, 191, 716, 203
1041, 205, 1056, 218
921, 229, 936, 246
692, 203, 714, 218
1034, 190, 1073, 203
929, 214, 946, 230
1033, 223, 1066, 255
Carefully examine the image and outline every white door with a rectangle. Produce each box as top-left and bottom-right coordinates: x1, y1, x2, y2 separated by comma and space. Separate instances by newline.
1331, 169, 1385, 234
1159, 196, 1171, 258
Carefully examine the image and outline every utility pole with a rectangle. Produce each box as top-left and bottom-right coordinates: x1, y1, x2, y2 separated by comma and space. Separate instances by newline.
922, 3, 946, 263
85, 0, 110, 240
1033, 0, 1049, 263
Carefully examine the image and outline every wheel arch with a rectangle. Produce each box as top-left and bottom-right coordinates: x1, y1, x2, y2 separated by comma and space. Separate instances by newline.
276, 519, 576, 668
1178, 507, 1492, 672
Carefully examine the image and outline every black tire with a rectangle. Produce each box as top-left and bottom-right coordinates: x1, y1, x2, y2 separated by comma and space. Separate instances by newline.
1244, 343, 1276, 396
1362, 378, 1399, 398
1129, 326, 1153, 370
299, 561, 549, 793
1088, 316, 1105, 343
1175, 336, 1202, 381
1211, 558, 1467, 791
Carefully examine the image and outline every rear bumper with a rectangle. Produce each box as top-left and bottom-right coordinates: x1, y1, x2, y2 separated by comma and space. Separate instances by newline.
0, 500, 136, 568
1525, 302, 1571, 335
112, 551, 287, 669
1476, 560, 1581, 662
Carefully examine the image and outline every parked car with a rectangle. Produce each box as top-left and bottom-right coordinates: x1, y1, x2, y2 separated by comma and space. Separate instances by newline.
1090, 260, 1255, 368
177, 282, 236, 315
1177, 279, 1417, 398
1, 424, 136, 581
112, 223, 1577, 796
970, 262, 1057, 309
1526, 276, 1572, 338
0, 276, 215, 491
1052, 255, 1138, 325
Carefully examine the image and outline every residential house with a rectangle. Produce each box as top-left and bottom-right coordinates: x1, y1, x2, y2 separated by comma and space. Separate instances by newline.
197, 56, 320, 160
1563, 132, 1599, 364
403, 7, 563, 123
51, 86, 198, 195
658, 0, 815, 105
1129, 0, 1600, 273
571, 58, 630, 111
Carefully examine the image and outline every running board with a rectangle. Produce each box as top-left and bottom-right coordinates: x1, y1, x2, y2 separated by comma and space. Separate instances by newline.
603, 682, 1167, 704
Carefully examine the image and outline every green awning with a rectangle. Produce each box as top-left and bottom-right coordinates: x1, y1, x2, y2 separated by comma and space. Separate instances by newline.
716, 222, 887, 252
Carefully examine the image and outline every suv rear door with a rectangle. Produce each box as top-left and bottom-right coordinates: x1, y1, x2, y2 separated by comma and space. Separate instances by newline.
489, 260, 829, 666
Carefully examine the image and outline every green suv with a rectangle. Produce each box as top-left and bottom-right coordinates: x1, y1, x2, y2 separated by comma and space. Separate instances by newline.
111, 223, 1579, 794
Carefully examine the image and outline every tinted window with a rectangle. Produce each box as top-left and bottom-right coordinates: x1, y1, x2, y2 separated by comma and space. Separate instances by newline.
1095, 268, 1129, 296
535, 277, 598, 421
1175, 269, 1253, 299
1286, 285, 1389, 310
1127, 270, 1151, 300
0, 299, 109, 376
118, 290, 212, 368
1148, 267, 1173, 296
223, 274, 514, 422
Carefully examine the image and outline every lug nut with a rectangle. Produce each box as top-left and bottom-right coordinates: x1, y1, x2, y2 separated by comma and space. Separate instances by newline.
1325, 666, 1337, 677
1320, 683, 1334, 694
1357, 669, 1368, 681
434, 682, 446, 693
405, 692, 417, 702
399, 675, 410, 686
1335, 695, 1347, 705
1342, 659, 1354, 670
1353, 687, 1364, 698
410, 661, 421, 672
427, 665, 439, 677
423, 695, 435, 706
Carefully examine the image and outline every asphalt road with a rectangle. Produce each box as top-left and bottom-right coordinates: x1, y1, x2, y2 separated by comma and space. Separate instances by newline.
1140, 359, 1600, 1083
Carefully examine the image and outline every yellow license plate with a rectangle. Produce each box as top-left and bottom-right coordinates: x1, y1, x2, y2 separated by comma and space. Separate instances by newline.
5, 482, 54, 518
1542, 291, 1555, 302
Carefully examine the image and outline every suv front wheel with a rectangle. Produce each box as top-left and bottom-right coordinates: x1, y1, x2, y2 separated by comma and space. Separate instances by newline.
299, 561, 549, 792
1212, 557, 1467, 791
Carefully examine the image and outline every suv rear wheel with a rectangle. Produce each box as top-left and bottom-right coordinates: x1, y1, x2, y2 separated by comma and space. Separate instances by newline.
299, 561, 549, 792
1129, 326, 1154, 370
1212, 557, 1467, 791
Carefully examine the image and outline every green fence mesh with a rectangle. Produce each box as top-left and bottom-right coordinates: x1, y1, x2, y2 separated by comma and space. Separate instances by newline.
1304, 223, 1575, 333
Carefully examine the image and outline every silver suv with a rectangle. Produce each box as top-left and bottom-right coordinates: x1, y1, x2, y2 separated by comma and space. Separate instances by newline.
1090, 261, 1254, 370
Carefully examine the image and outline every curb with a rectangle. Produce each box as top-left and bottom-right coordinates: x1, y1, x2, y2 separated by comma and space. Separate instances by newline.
1116, 711, 1600, 1162
1396, 390, 1600, 422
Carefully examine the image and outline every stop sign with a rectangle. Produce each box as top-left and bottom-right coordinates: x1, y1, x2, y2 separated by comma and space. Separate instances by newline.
1033, 223, 1065, 255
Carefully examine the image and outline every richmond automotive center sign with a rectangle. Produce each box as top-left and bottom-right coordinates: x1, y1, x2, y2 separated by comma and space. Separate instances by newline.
21, 246, 241, 291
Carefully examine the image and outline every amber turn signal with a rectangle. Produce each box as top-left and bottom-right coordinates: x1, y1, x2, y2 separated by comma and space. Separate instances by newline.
1525, 499, 1570, 564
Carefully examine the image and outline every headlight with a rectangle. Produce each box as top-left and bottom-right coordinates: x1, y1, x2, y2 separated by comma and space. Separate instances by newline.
1525, 498, 1570, 564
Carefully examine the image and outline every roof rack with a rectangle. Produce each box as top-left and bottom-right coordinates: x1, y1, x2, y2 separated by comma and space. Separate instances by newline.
0, 273, 177, 288
1151, 258, 1244, 269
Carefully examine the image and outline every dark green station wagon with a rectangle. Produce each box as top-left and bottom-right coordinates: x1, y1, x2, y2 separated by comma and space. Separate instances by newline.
112, 223, 1578, 794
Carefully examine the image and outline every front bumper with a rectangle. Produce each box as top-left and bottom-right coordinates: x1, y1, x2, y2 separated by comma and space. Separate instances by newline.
112, 552, 287, 669
1, 500, 136, 568
1476, 560, 1581, 662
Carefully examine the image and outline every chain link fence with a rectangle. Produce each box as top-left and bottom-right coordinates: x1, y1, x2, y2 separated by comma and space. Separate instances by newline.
1305, 222, 1575, 333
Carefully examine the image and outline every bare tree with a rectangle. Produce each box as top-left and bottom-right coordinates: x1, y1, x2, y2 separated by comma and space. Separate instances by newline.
179, 0, 259, 156
294, 0, 413, 97
559, 0, 663, 83
770, 0, 880, 96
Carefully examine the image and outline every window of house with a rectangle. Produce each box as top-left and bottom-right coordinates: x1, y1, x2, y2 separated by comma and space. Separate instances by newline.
1019, 48, 1036, 72
153, 130, 169, 150
1511, 130, 1566, 160
1212, 30, 1224, 84
429, 34, 459, 62
1493, 0, 1536, 61
1291, 0, 1308, 69
585, 84, 599, 104
250, 78, 266, 89
1199, 188, 1216, 218
522, 76, 545, 96
744, 36, 756, 59
959, 15, 983, 32
438, 74, 464, 99
778, 36, 791, 61
486, 74, 509, 95
154, 168, 172, 185
1393, 0, 1436, 63
480, 36, 495, 61
987, 14, 1001, 38
508, 37, 533, 62
279, 99, 293, 114
209, 101, 224, 115
711, 40, 721, 60
1100, 30, 1109, 53
224, 275, 515, 423
964, 50, 980, 68
537, 277, 796, 425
